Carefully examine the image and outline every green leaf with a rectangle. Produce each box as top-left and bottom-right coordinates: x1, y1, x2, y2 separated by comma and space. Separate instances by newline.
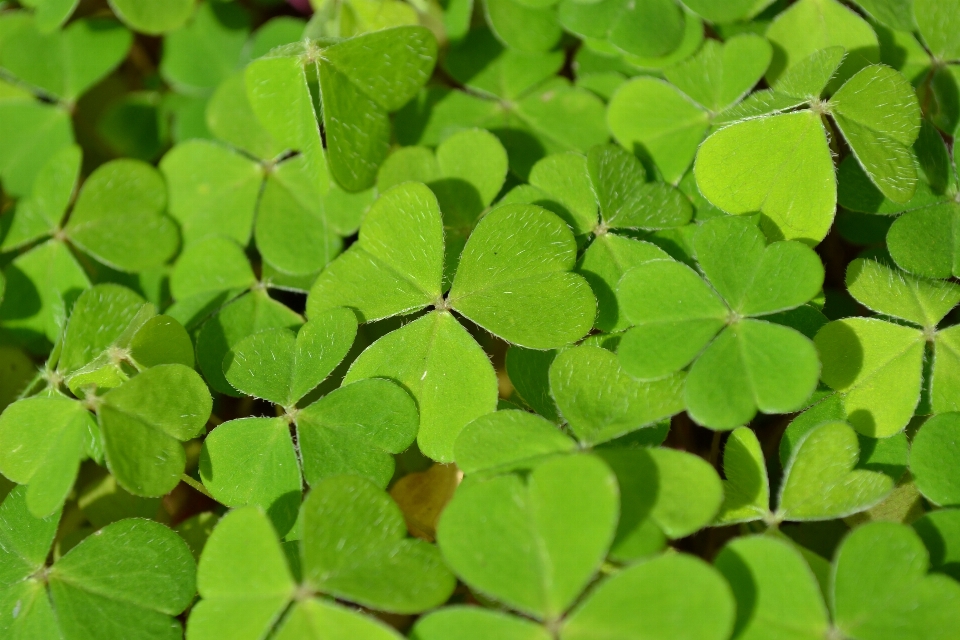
0, 100, 73, 197
159, 2, 249, 95
273, 598, 405, 640
914, 0, 960, 61
224, 308, 357, 407
663, 35, 772, 113
550, 345, 685, 445
296, 378, 419, 487
0, 396, 95, 517
412, 606, 552, 640
617, 259, 728, 379
607, 77, 710, 184
714, 535, 830, 640
607, 0, 686, 59
108, 0, 195, 35
685, 320, 821, 430
846, 257, 960, 328
716, 427, 770, 524
680, 0, 775, 23
128, 315, 194, 369
307, 182, 444, 322
64, 159, 179, 272
851, 0, 916, 32
828, 65, 921, 204
302, 474, 456, 613
58, 283, 145, 376
206, 72, 283, 161
482, 0, 561, 53
933, 325, 960, 413
910, 412, 960, 507
0, 484, 60, 585
454, 409, 576, 475
188, 507, 295, 640
343, 310, 497, 462
169, 235, 256, 301
196, 290, 303, 396
0, 17, 132, 102
832, 522, 960, 640
778, 421, 894, 520
437, 454, 618, 620
160, 140, 262, 245
887, 203, 960, 279
449, 204, 596, 349
99, 364, 212, 496
505, 346, 561, 422
815, 318, 924, 437
560, 553, 734, 640
913, 509, 960, 582
772, 46, 847, 100
527, 151, 597, 236
694, 111, 835, 244
35, 0, 79, 33
764, 0, 880, 92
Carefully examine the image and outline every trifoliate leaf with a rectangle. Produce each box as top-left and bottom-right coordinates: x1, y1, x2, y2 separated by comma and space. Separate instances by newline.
308, 182, 444, 322
0, 16, 132, 102
560, 553, 734, 640
199, 417, 301, 536
714, 536, 830, 640
343, 310, 498, 462
412, 606, 552, 640
845, 257, 960, 328
887, 202, 960, 279
438, 454, 617, 620
301, 474, 456, 613
617, 259, 728, 380
482, 0, 561, 53
196, 290, 303, 396
607, 77, 709, 184
716, 427, 770, 525
273, 598, 405, 640
914, 0, 960, 61
108, 0, 195, 35
224, 308, 357, 407
778, 421, 894, 520
686, 320, 820, 430
764, 0, 880, 92
549, 345, 685, 445
694, 111, 835, 244
828, 64, 921, 204
910, 412, 960, 507
58, 284, 145, 376
159, 2, 249, 95
448, 203, 597, 349
98, 364, 212, 496
832, 522, 960, 640
815, 318, 924, 437
0, 396, 94, 517
454, 410, 576, 475
64, 159, 179, 272
296, 378, 419, 487
160, 140, 262, 245
187, 507, 295, 640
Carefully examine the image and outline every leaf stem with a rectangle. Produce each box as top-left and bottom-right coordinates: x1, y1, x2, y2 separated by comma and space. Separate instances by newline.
180, 473, 214, 500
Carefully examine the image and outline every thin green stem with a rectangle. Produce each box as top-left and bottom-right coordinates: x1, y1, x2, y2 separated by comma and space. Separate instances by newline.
180, 473, 215, 500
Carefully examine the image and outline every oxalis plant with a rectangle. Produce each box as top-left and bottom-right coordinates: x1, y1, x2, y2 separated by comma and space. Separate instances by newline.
3, 0, 960, 639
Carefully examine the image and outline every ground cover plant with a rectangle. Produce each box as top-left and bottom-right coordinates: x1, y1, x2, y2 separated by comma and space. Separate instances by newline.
2, 0, 960, 638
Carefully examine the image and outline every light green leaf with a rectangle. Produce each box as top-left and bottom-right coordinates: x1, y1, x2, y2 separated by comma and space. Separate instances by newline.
411, 607, 551, 640
815, 318, 924, 436
714, 536, 830, 640
560, 553, 734, 640
128, 315, 194, 370
99, 364, 212, 496
0, 396, 95, 518
169, 235, 256, 301
449, 204, 597, 349
765, 0, 880, 92
159, 2, 249, 95
550, 345, 685, 445
58, 283, 145, 376
617, 260, 728, 379
301, 474, 456, 613
910, 412, 960, 507
108, 0, 195, 35
188, 507, 295, 640
829, 64, 921, 203
846, 257, 960, 328
680, 0, 775, 23
454, 409, 576, 475
505, 346, 561, 422
833, 522, 960, 640
887, 202, 960, 279
528, 151, 597, 237
694, 111, 835, 244
933, 325, 960, 413
772, 46, 847, 100
914, 0, 960, 61
716, 427, 770, 524
685, 320, 820, 430
913, 509, 960, 581
779, 421, 894, 520
160, 140, 262, 245
432, 127, 509, 227
607, 0, 686, 59
437, 454, 618, 620
0, 100, 73, 197
343, 310, 497, 462
0, 485, 60, 586
296, 378, 418, 487
307, 182, 443, 322
663, 35, 772, 113
851, 0, 916, 32
607, 77, 709, 184
273, 598, 405, 640
64, 159, 179, 272
206, 72, 283, 161
482, 0, 561, 53
35, 0, 79, 33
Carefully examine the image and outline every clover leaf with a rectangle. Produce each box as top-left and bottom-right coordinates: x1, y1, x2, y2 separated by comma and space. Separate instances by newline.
412, 606, 551, 640
618, 216, 823, 429
107, 0, 195, 35
910, 412, 960, 507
